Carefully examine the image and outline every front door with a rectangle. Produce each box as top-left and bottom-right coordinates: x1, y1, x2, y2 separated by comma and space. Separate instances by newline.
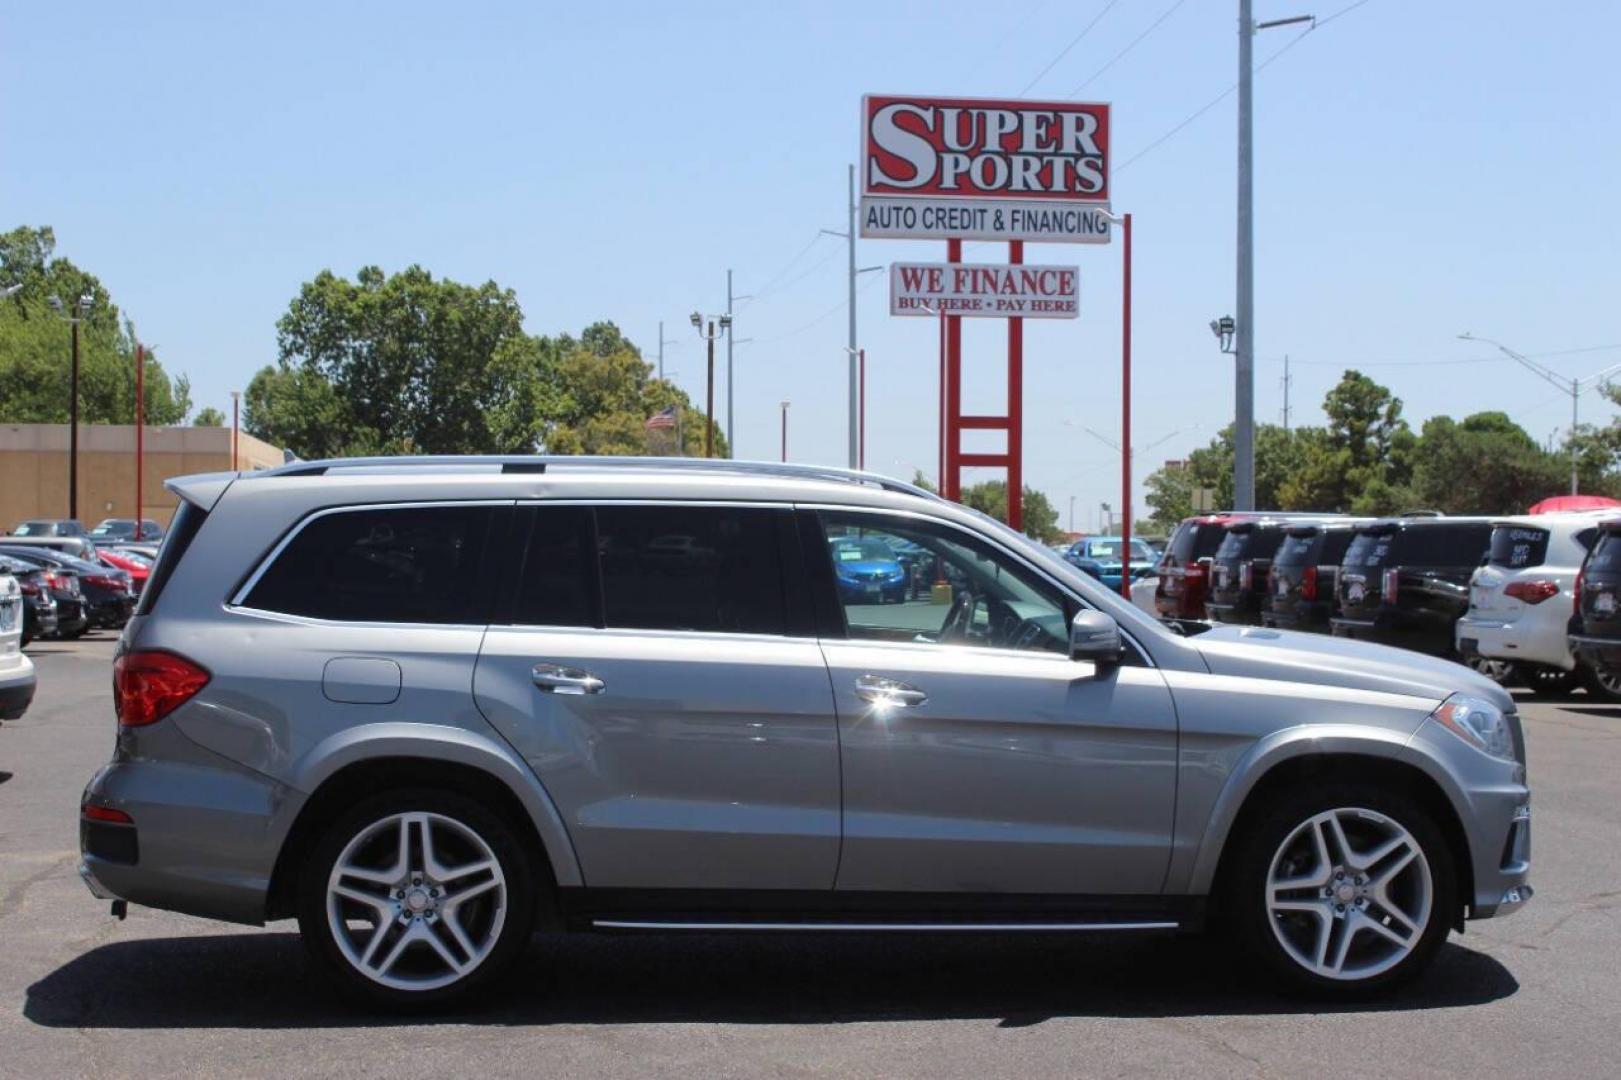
808, 508, 1179, 896
473, 502, 841, 891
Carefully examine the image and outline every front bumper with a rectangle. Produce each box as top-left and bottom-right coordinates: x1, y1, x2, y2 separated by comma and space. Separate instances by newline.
1406, 716, 1532, 920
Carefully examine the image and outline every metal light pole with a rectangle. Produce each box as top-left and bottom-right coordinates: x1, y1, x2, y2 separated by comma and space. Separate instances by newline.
48, 292, 93, 521
231, 390, 241, 470
1234, 5, 1314, 511
655, 321, 680, 381
1459, 333, 1621, 495
780, 401, 790, 462
690, 312, 731, 458
819, 166, 864, 468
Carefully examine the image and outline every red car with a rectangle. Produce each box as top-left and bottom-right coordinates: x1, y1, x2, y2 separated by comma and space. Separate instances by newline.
97, 548, 153, 594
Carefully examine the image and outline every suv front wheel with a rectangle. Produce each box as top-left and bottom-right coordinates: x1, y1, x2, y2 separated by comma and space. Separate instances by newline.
297, 789, 535, 1008
1226, 782, 1455, 995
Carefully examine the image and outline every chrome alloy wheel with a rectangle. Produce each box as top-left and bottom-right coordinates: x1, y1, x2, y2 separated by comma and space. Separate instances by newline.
325, 812, 507, 992
1266, 807, 1433, 981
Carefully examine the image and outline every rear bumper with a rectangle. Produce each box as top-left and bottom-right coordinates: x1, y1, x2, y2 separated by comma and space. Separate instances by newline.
0, 661, 35, 720
1457, 612, 1572, 670
1262, 603, 1333, 633
78, 758, 293, 925
1205, 600, 1262, 626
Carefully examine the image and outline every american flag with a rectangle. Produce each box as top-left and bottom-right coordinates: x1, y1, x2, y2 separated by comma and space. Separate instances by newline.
645, 405, 678, 431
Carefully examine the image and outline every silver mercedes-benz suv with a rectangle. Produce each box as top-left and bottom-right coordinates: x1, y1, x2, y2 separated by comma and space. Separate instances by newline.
80, 457, 1532, 1007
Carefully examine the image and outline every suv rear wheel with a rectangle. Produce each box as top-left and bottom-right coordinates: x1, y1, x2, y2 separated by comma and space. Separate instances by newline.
1226, 782, 1455, 995
297, 789, 535, 1008
1579, 662, 1621, 702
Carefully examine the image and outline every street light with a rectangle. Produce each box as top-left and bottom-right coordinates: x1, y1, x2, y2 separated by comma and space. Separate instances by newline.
1209, 315, 1236, 355
1458, 332, 1621, 495
690, 311, 731, 458
47, 291, 94, 521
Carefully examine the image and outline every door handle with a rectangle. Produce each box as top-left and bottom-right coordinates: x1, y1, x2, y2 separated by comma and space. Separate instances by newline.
855, 674, 927, 708
531, 662, 605, 695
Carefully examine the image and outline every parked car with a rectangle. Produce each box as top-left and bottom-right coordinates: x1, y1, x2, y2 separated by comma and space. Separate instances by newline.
827, 534, 910, 604
1155, 513, 1328, 622
8, 518, 86, 538
0, 565, 36, 721
1064, 536, 1156, 593
1567, 520, 1621, 698
1262, 521, 1368, 633
0, 550, 84, 639
0, 546, 133, 630
89, 518, 166, 543
1330, 517, 1494, 660
0, 535, 101, 561
96, 547, 153, 594
80, 457, 1531, 1008
0, 553, 59, 646
1457, 514, 1617, 698
1206, 519, 1328, 626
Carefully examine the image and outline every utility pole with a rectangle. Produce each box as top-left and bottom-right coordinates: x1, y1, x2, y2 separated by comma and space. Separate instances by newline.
1234, 0, 1256, 512
780, 400, 790, 462
845, 164, 858, 469
724, 271, 754, 458
1235, 5, 1314, 510
690, 312, 731, 458
49, 292, 92, 520
658, 320, 665, 380
1281, 353, 1292, 431
231, 391, 241, 470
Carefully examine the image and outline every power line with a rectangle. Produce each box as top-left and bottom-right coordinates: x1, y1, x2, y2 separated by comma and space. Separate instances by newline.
1068, 0, 1190, 96
755, 270, 883, 344
1017, 0, 1121, 96
1260, 343, 1621, 369
736, 232, 828, 310
1116, 0, 1375, 176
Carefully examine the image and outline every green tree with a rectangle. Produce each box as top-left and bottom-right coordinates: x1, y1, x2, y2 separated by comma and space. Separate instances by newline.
957, 479, 1064, 544
1407, 412, 1568, 514
192, 406, 227, 426
255, 264, 557, 456
1277, 370, 1414, 513
1141, 423, 1313, 527
0, 225, 191, 425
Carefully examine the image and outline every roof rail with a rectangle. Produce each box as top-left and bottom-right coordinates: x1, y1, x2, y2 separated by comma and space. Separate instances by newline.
249, 455, 944, 502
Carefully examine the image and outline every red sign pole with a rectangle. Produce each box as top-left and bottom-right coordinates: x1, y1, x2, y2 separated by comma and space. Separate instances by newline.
1120, 212, 1133, 598
936, 306, 946, 490
134, 343, 144, 539
1007, 241, 1024, 531
945, 239, 963, 502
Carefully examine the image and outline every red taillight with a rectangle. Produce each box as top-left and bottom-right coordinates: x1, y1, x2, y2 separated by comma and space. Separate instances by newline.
1504, 580, 1560, 605
1301, 565, 1319, 602
113, 650, 210, 728
81, 802, 133, 824
18, 579, 39, 596
44, 571, 67, 590
84, 574, 120, 589
1382, 568, 1401, 606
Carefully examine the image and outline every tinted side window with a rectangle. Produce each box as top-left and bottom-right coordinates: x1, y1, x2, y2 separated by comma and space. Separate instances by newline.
243, 505, 495, 624
512, 506, 599, 627
1589, 533, 1621, 573
1320, 529, 1358, 564
1344, 531, 1395, 568
1489, 526, 1549, 569
1214, 529, 1252, 561
136, 501, 208, 616
1273, 532, 1320, 567
1397, 524, 1490, 566
595, 505, 785, 634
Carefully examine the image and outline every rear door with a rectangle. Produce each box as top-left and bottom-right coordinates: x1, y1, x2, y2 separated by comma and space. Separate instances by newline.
807, 508, 1178, 896
1580, 528, 1621, 635
473, 502, 841, 891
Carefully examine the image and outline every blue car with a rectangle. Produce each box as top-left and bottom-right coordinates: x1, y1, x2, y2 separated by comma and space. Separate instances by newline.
1063, 536, 1157, 592
829, 536, 909, 604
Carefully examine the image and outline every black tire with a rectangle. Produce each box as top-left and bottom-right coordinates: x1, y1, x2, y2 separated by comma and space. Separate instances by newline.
296, 788, 537, 1011
1462, 654, 1516, 686
1578, 662, 1621, 702
1517, 663, 1579, 697
1222, 780, 1456, 997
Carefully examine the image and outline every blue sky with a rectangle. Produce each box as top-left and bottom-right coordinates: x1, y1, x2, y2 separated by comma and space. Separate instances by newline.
5, 0, 1618, 530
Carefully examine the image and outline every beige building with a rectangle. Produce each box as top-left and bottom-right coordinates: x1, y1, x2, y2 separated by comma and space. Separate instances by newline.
0, 423, 284, 531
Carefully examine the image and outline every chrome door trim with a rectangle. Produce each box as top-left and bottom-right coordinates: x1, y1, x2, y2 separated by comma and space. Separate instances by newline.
592, 919, 1179, 932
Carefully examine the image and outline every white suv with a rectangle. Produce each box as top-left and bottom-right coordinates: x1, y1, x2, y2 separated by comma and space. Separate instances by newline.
0, 567, 36, 721
1457, 512, 1620, 697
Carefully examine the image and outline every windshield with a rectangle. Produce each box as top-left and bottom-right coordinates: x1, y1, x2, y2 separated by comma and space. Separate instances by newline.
1086, 539, 1152, 561
1489, 526, 1549, 569
1344, 530, 1395, 569
12, 522, 48, 536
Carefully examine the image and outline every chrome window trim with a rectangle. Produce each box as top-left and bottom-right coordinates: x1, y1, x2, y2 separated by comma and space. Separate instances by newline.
226, 499, 516, 611
802, 502, 1156, 668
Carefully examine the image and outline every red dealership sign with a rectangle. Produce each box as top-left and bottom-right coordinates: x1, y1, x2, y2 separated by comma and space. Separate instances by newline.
863, 94, 1110, 204
890, 262, 1079, 319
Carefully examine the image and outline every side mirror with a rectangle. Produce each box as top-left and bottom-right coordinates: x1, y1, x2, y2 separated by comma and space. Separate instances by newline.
1070, 609, 1124, 665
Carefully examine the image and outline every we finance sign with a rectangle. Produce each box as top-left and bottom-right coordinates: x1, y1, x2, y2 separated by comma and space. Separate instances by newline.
861, 94, 1112, 244
890, 262, 1079, 319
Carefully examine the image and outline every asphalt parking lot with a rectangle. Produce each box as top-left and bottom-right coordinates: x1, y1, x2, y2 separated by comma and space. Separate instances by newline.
2, 636, 1619, 1078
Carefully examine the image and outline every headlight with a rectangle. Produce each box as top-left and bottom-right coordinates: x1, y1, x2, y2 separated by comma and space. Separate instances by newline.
1431, 693, 1516, 762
